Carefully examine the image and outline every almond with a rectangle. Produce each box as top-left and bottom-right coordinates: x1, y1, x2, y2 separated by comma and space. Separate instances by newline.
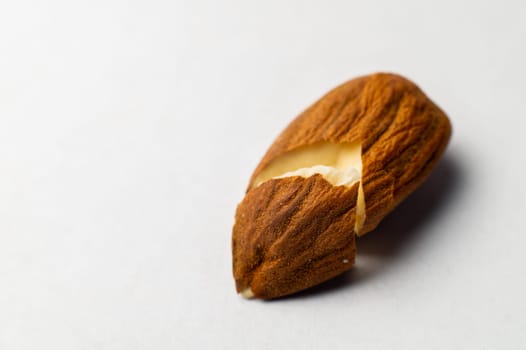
232, 73, 451, 299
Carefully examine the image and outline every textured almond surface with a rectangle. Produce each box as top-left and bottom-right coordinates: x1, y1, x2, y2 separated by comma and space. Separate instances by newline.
233, 175, 358, 299
233, 73, 451, 299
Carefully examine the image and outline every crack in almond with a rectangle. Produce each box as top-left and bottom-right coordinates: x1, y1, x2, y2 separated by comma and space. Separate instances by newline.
251, 141, 366, 235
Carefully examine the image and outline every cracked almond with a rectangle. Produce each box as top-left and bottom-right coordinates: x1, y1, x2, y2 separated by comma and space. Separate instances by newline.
232, 73, 451, 299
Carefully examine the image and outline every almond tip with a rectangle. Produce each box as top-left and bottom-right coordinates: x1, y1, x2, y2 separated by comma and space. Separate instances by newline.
240, 288, 255, 299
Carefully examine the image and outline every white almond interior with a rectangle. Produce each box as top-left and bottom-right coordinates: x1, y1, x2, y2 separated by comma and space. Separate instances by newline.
253, 142, 361, 188
240, 288, 254, 299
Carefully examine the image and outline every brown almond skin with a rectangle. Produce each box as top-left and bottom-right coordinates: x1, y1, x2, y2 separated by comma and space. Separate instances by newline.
233, 175, 358, 299
233, 73, 451, 299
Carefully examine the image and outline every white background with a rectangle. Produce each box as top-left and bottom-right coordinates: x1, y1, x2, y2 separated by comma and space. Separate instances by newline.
1, 0, 525, 349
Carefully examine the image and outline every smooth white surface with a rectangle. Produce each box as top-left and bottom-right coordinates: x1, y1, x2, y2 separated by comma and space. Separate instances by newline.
1, 1, 525, 349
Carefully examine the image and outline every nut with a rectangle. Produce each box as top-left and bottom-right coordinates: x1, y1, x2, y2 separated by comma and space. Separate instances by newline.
232, 73, 451, 299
